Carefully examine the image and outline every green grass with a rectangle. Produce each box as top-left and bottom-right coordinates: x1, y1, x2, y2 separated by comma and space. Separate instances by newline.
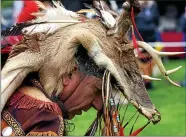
1, 1, 13, 8
68, 59, 186, 136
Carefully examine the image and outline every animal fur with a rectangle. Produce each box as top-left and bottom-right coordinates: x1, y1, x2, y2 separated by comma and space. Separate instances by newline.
1, 0, 160, 123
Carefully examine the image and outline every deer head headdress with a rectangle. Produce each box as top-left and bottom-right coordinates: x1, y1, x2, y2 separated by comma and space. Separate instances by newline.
1, 0, 185, 133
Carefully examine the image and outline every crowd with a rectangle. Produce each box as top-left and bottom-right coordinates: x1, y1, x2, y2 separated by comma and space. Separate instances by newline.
2, 0, 186, 33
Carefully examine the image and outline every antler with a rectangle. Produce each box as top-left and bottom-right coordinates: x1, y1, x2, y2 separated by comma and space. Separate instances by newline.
142, 75, 161, 81
137, 41, 186, 87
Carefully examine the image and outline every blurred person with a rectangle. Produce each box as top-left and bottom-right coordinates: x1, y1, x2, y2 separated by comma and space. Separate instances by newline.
1, 6, 14, 29
61, 0, 119, 19
109, 0, 124, 13
180, 74, 186, 87
179, 5, 186, 87
179, 5, 186, 33
158, 5, 178, 32
1, 16, 9, 28
13, 1, 24, 24
135, 0, 159, 42
60, 0, 116, 12
135, 1, 159, 89
61, 0, 86, 11
137, 54, 156, 89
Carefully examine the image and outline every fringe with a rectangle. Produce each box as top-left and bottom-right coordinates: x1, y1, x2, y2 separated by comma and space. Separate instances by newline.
26, 131, 58, 136
7, 91, 62, 115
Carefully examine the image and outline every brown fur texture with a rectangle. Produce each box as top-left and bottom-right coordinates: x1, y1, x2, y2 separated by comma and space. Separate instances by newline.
1, 0, 160, 123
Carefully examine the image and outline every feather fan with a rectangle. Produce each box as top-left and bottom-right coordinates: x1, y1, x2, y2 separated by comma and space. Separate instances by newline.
1, 0, 81, 37
1, 22, 47, 36
22, 1, 81, 35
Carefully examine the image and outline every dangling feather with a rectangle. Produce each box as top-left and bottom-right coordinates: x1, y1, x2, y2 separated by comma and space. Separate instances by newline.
31, 12, 46, 17
1, 22, 47, 36
84, 3, 102, 17
84, 115, 99, 136
1, 0, 82, 37
35, 0, 47, 10
22, 1, 82, 35
130, 121, 150, 136
84, 3, 116, 29
1, 1, 81, 37
76, 9, 96, 14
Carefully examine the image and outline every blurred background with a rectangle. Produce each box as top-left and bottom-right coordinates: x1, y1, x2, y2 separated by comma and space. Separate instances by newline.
1, 0, 186, 136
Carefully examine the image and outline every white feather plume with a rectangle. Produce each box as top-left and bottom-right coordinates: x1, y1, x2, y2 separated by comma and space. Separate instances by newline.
23, 0, 81, 35
35, 1, 47, 10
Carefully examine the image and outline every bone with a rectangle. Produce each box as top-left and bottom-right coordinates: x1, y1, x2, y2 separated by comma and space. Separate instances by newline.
137, 41, 185, 87
156, 51, 186, 56
166, 66, 182, 75
142, 75, 161, 81
166, 76, 181, 87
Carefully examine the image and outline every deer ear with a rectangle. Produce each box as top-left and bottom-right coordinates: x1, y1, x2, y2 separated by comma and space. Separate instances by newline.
1, 51, 43, 112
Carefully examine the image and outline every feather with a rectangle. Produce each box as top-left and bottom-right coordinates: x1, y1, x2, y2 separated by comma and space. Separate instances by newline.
35, 0, 47, 10
22, 1, 81, 35
2, 1, 82, 37
52, 1, 63, 9
84, 114, 100, 136
31, 12, 46, 17
84, 3, 101, 16
99, 0, 104, 10
1, 22, 47, 36
130, 121, 150, 136
105, 71, 111, 107
84, 3, 116, 29
77, 9, 95, 14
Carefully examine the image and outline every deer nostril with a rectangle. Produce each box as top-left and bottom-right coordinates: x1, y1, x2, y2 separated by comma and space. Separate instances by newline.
152, 113, 161, 125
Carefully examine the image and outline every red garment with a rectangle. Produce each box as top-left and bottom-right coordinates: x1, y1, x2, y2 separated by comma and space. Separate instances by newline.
1, 77, 65, 136
1, 91, 64, 136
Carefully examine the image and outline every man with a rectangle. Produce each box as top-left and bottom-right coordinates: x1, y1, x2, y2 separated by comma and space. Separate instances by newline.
0, 0, 142, 135
2, 0, 181, 136
179, 5, 186, 32
1, 68, 103, 136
